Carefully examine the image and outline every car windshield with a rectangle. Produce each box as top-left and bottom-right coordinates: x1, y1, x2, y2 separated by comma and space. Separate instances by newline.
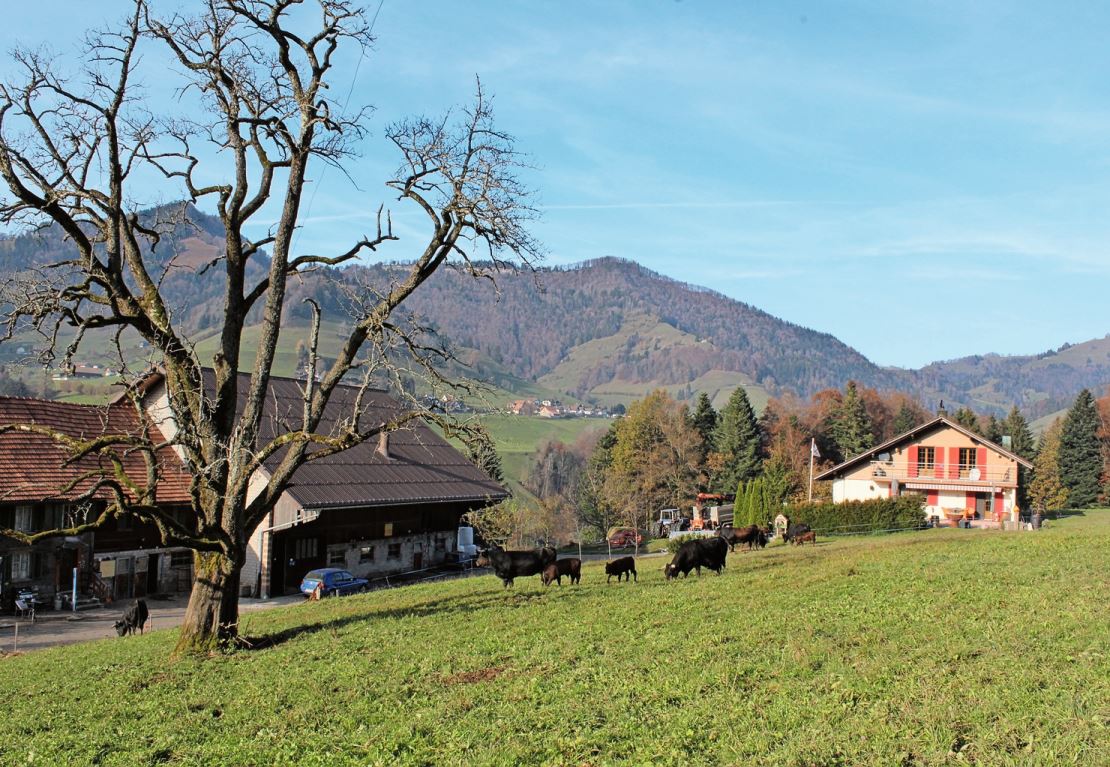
303, 570, 327, 581
330, 571, 354, 583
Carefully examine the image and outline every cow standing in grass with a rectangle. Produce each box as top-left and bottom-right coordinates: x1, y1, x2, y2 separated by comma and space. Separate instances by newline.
605, 557, 637, 583
114, 599, 149, 637
541, 558, 582, 586
476, 546, 557, 588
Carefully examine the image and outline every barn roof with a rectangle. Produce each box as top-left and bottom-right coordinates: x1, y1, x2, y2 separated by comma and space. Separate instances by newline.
132, 369, 508, 511
0, 397, 192, 505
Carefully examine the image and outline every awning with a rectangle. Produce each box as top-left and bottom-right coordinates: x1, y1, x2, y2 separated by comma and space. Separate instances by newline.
904, 482, 1004, 493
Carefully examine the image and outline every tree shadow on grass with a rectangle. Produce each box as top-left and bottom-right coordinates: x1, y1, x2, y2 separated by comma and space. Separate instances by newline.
237, 582, 592, 651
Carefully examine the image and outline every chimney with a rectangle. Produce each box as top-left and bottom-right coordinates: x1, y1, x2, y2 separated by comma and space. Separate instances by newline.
377, 430, 391, 460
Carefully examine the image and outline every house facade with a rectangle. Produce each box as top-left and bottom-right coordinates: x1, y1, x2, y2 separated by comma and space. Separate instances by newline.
816, 417, 1034, 525
0, 397, 195, 609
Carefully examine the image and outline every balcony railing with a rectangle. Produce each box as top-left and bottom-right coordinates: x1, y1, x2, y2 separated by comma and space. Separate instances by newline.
869, 461, 1014, 484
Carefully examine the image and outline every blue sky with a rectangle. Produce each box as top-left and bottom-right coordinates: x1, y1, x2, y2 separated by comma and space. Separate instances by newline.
3, 1, 1109, 368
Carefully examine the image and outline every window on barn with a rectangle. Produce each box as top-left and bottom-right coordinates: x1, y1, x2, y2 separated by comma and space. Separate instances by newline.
327, 548, 345, 566
958, 448, 977, 477
387, 543, 401, 560
42, 504, 65, 530
916, 447, 935, 476
14, 505, 33, 533
359, 546, 374, 563
435, 537, 447, 552
169, 551, 193, 568
294, 538, 318, 560
11, 551, 31, 581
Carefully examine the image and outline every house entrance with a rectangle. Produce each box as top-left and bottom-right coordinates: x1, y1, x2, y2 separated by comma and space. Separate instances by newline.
974, 492, 993, 519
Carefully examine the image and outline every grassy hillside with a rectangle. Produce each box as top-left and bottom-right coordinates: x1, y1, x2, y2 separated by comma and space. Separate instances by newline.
2, 513, 1107, 766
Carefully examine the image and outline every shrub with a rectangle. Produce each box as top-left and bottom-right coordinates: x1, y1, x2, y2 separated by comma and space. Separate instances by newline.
784, 496, 926, 535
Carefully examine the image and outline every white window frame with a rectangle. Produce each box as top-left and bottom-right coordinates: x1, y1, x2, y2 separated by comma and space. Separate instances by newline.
11, 551, 31, 581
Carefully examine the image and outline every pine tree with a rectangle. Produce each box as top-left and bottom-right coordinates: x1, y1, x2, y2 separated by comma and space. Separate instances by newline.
892, 402, 920, 435
1030, 419, 1069, 513
691, 393, 718, 452
983, 415, 1003, 444
830, 381, 874, 460
1059, 389, 1101, 508
466, 429, 505, 485
714, 386, 761, 493
1002, 406, 1036, 511
953, 407, 981, 434
1002, 407, 1036, 460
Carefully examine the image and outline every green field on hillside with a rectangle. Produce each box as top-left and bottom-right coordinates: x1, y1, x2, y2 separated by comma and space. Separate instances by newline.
2, 513, 1108, 766
470, 414, 608, 491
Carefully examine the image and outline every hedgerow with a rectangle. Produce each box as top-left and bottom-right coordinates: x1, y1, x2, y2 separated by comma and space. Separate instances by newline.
785, 495, 927, 534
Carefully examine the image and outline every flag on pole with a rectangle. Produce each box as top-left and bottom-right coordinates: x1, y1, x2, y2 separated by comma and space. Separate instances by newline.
810, 439, 821, 459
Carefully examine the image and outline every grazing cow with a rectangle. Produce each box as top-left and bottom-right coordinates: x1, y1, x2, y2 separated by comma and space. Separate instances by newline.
719, 524, 767, 552
605, 556, 637, 583
114, 599, 149, 637
476, 545, 556, 587
541, 558, 582, 586
664, 537, 728, 579
783, 523, 812, 544
793, 530, 817, 546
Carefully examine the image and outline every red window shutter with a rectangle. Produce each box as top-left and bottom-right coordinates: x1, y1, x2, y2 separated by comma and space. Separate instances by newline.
927, 489, 938, 506
966, 492, 977, 511
907, 446, 918, 477
949, 447, 960, 479
994, 491, 1003, 512
977, 447, 987, 479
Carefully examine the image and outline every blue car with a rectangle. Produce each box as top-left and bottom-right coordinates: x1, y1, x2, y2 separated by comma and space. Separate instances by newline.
299, 568, 369, 598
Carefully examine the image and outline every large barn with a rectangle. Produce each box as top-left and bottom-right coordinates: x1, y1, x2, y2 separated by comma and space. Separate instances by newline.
0, 372, 507, 606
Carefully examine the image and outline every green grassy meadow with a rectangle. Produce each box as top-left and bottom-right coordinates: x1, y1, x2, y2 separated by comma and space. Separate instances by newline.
2, 513, 1108, 765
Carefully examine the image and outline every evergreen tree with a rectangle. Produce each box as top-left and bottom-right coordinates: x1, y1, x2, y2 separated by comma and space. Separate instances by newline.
713, 386, 761, 492
1002, 406, 1036, 511
1059, 389, 1101, 508
465, 427, 504, 485
830, 381, 874, 460
1002, 407, 1036, 460
983, 415, 1003, 444
1030, 419, 1069, 513
892, 402, 920, 435
953, 407, 981, 433
691, 393, 718, 446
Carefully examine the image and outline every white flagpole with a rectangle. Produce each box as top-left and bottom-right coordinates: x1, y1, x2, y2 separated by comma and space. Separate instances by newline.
808, 439, 815, 502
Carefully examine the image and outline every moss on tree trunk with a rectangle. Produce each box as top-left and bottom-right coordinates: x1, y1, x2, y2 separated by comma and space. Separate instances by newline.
174, 551, 241, 656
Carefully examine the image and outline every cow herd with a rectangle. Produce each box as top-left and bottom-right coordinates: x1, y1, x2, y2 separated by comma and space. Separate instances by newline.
475, 521, 818, 589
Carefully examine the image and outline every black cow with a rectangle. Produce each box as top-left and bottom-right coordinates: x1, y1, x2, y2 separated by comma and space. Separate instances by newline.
541, 558, 582, 586
605, 556, 637, 583
476, 545, 556, 587
664, 537, 728, 579
719, 524, 768, 552
114, 599, 149, 637
783, 523, 812, 544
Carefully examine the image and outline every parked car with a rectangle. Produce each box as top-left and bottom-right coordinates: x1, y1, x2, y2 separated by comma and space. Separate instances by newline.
299, 568, 369, 598
606, 527, 645, 548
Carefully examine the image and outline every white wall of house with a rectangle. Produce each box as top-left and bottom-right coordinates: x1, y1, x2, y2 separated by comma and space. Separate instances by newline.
832, 478, 881, 502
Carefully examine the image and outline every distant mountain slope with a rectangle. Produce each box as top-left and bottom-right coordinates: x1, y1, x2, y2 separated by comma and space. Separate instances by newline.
1, 206, 1106, 415
348, 257, 909, 401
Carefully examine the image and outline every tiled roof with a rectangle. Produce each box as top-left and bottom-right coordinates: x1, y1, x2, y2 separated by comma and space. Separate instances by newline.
0, 397, 192, 505
223, 373, 508, 509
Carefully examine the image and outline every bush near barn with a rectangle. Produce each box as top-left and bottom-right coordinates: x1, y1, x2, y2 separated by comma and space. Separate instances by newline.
786, 495, 927, 534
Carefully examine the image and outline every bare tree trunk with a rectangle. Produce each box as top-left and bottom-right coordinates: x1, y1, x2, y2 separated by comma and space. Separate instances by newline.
174, 551, 241, 655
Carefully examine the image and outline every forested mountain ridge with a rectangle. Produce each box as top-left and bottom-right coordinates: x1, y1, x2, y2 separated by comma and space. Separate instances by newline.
1, 205, 1106, 416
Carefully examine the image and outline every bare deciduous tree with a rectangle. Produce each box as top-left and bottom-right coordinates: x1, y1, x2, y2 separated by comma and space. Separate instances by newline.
0, 0, 539, 653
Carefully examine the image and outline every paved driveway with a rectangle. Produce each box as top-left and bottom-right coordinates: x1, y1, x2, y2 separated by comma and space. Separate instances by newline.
0, 594, 303, 653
